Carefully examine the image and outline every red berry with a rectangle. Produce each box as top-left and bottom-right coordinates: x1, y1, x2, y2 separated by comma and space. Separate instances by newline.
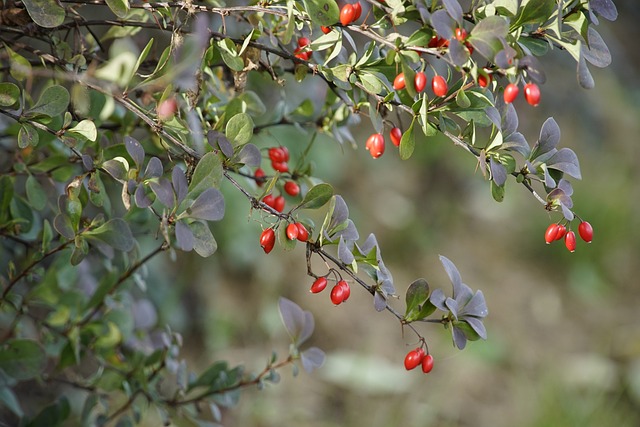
544, 223, 560, 244
421, 354, 434, 373
432, 75, 448, 97
286, 223, 299, 240
274, 195, 285, 212
337, 280, 350, 302
268, 147, 286, 163
578, 221, 593, 243
260, 228, 276, 254
478, 73, 491, 88
393, 72, 406, 90
414, 71, 427, 92
298, 37, 310, 48
404, 349, 423, 371
352, 1, 362, 21
367, 133, 385, 159
555, 224, 567, 241
565, 230, 576, 252
157, 97, 178, 121
294, 51, 311, 61
310, 277, 328, 293
280, 146, 290, 162
330, 283, 346, 305
390, 127, 402, 147
254, 168, 266, 186
465, 41, 474, 55
284, 181, 300, 196
524, 83, 541, 106
503, 83, 519, 103
271, 161, 289, 173
428, 36, 449, 48
320, 26, 332, 34
455, 27, 468, 42
296, 223, 309, 242
340, 4, 356, 26
263, 194, 276, 208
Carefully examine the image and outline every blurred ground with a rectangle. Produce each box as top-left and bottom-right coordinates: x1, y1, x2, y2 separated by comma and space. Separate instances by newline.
143, 2, 640, 426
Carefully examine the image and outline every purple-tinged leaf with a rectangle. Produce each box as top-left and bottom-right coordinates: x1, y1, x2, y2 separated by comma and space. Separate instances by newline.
543, 167, 556, 188
460, 291, 488, 318
373, 292, 387, 312
442, 0, 463, 24
531, 117, 560, 160
85, 218, 134, 252
102, 157, 129, 182
485, 106, 501, 130
188, 188, 225, 221
519, 55, 546, 84
300, 347, 325, 373
53, 213, 75, 239
454, 282, 474, 308
172, 167, 188, 205
490, 157, 507, 187
445, 297, 459, 320
548, 148, 581, 179
591, 0, 617, 21
558, 179, 573, 196
448, 38, 469, 66
357, 233, 379, 256
464, 316, 487, 340
236, 143, 261, 167
278, 297, 314, 347
577, 54, 595, 89
378, 261, 395, 294
452, 325, 467, 349
175, 220, 194, 252
133, 299, 158, 331
439, 255, 462, 288
334, 220, 359, 242
81, 155, 94, 171
430, 9, 454, 39
125, 136, 145, 169
503, 132, 530, 157
502, 103, 519, 137
190, 220, 217, 257
134, 184, 153, 208
149, 178, 175, 207
329, 195, 349, 230
338, 237, 355, 265
429, 289, 447, 311
144, 156, 163, 178
582, 28, 611, 68
561, 203, 574, 221
207, 130, 234, 158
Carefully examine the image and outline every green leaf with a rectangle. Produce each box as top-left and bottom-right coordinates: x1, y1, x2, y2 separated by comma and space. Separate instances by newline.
0, 176, 13, 223
359, 72, 383, 95
298, 183, 334, 210
190, 220, 218, 257
0, 339, 46, 381
28, 85, 70, 118
404, 278, 430, 322
277, 224, 297, 251
399, 118, 416, 160
0, 387, 23, 418
131, 38, 154, 81
5, 46, 31, 81
217, 39, 244, 72
188, 361, 229, 391
18, 124, 39, 148
456, 89, 471, 108
84, 218, 135, 252
513, 0, 555, 27
187, 152, 223, 200
26, 175, 47, 211
22, 0, 65, 28
27, 397, 70, 427
491, 180, 505, 202
0, 82, 20, 107
302, 0, 339, 26
105, 0, 129, 18
226, 113, 254, 146
469, 16, 509, 61
67, 119, 97, 142
406, 28, 432, 47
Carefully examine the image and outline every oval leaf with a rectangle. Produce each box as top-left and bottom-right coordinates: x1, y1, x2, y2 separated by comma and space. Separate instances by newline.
84, 218, 135, 252
299, 183, 333, 210
226, 113, 254, 146
187, 188, 225, 221
29, 85, 70, 117
0, 82, 20, 107
22, 0, 65, 28
0, 339, 46, 381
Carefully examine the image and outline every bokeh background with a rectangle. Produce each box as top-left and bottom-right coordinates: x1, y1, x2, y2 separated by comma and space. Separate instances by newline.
140, 2, 640, 426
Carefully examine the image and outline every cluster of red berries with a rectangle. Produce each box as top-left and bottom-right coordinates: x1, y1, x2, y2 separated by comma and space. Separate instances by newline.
294, 37, 312, 61
392, 72, 448, 98
544, 220, 593, 252
504, 82, 540, 106
404, 347, 434, 374
339, 1, 362, 26
267, 145, 290, 173
427, 27, 473, 54
363, 126, 406, 159
310, 277, 351, 305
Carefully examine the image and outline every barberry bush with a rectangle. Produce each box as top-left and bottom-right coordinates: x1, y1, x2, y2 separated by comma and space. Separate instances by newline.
0, 0, 619, 425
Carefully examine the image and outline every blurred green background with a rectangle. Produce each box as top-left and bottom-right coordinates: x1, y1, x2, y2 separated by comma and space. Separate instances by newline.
141, 2, 640, 426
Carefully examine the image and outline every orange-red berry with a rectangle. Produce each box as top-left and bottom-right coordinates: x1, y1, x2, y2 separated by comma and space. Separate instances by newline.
390, 127, 402, 147
340, 4, 356, 26
393, 72, 406, 90
284, 181, 300, 197
414, 72, 427, 92
524, 83, 541, 106
432, 75, 448, 97
260, 228, 276, 254
504, 83, 519, 103
421, 354, 434, 373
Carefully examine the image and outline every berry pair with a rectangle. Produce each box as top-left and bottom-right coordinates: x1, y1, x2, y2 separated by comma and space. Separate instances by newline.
294, 37, 312, 61
504, 82, 540, 106
404, 348, 434, 374
340, 2, 361, 26
286, 222, 309, 242
310, 277, 350, 305
268, 146, 290, 173
263, 193, 285, 212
